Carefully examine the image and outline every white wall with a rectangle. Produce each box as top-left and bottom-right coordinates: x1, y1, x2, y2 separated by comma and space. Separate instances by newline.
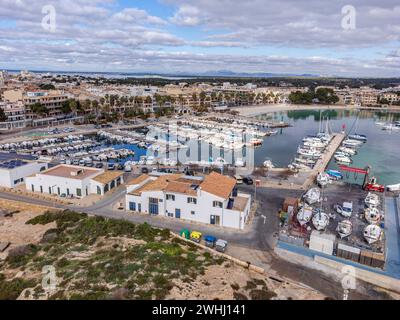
26, 174, 92, 198
0, 162, 48, 188
126, 186, 251, 230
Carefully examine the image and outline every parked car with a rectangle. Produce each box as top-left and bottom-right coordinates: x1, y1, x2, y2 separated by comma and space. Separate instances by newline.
234, 175, 243, 185
107, 163, 115, 170
117, 163, 124, 170
242, 177, 254, 185
215, 239, 228, 253
190, 231, 202, 243
141, 167, 149, 174
95, 162, 104, 168
204, 235, 217, 248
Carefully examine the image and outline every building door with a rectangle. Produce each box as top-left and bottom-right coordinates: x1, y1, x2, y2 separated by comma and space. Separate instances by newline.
149, 198, 159, 215
175, 209, 181, 219
215, 216, 221, 225
97, 186, 101, 195
57, 187, 60, 195
138, 203, 141, 212
210, 215, 216, 225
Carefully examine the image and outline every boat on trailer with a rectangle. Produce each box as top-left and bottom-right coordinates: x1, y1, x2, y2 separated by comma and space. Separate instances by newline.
297, 205, 313, 226
364, 192, 380, 208
365, 207, 383, 224
337, 220, 353, 239
364, 225, 383, 244
304, 188, 321, 205
312, 210, 330, 231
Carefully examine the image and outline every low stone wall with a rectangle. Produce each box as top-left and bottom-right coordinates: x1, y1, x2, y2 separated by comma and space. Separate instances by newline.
315, 255, 400, 293
170, 232, 265, 274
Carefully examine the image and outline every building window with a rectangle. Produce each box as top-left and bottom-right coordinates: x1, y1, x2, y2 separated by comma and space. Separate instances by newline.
191, 211, 195, 215
187, 197, 197, 204
166, 194, 175, 201
129, 202, 136, 211
76, 188, 82, 197
213, 201, 223, 208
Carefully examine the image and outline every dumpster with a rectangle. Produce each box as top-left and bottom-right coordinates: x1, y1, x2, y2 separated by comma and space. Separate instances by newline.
190, 231, 202, 243
204, 235, 217, 248
216, 239, 228, 253
180, 228, 190, 239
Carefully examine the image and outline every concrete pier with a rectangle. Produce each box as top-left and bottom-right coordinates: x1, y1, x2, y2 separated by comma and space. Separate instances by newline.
302, 133, 345, 189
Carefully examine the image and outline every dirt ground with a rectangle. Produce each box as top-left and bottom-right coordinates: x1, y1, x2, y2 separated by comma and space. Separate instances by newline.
0, 199, 56, 260
168, 261, 325, 300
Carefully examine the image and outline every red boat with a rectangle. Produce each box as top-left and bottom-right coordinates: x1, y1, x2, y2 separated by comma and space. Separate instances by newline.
364, 177, 385, 193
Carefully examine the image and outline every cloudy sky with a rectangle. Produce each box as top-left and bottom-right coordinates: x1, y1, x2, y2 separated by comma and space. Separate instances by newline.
0, 0, 399, 77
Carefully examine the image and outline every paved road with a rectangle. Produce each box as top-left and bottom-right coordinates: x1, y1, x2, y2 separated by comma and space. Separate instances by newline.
0, 184, 376, 299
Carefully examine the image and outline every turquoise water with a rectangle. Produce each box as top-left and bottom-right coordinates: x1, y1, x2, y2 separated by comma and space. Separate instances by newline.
255, 109, 400, 185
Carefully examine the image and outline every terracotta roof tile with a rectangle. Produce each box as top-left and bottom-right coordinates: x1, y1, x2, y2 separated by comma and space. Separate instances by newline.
200, 172, 236, 199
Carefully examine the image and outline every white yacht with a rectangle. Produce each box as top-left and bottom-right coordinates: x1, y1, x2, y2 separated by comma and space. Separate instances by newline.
316, 172, 331, 187
297, 205, 313, 226
365, 207, 382, 224
364, 192, 380, 208
334, 155, 352, 164
364, 225, 383, 245
312, 210, 330, 231
337, 220, 353, 239
304, 188, 321, 205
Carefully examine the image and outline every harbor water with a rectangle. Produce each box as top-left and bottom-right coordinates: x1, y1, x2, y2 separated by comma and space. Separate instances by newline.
255, 109, 400, 185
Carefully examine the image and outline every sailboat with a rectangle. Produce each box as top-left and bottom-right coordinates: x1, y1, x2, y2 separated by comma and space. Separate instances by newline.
348, 115, 367, 141
312, 209, 330, 231
337, 220, 353, 239
364, 225, 383, 244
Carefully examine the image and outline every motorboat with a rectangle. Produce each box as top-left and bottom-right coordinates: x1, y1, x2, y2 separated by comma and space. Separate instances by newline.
303, 141, 326, 149
387, 183, 400, 192
337, 220, 353, 239
312, 210, 329, 231
365, 207, 383, 224
317, 172, 331, 187
364, 225, 383, 244
295, 157, 316, 166
342, 139, 363, 147
263, 160, 274, 169
326, 169, 343, 180
382, 124, 400, 131
297, 147, 321, 158
338, 146, 357, 155
297, 205, 313, 226
304, 188, 321, 205
334, 155, 352, 164
348, 134, 367, 142
364, 192, 380, 208
335, 202, 353, 218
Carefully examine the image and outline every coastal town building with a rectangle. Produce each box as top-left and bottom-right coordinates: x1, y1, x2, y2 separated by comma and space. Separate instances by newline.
26, 165, 124, 198
0, 101, 27, 131
0, 160, 48, 188
3, 89, 70, 126
126, 172, 252, 230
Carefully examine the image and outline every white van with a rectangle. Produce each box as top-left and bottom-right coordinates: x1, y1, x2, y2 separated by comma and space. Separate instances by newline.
234, 175, 243, 185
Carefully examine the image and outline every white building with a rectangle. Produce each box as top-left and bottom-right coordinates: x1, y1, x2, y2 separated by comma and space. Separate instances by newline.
0, 160, 48, 188
26, 165, 124, 198
126, 172, 252, 230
